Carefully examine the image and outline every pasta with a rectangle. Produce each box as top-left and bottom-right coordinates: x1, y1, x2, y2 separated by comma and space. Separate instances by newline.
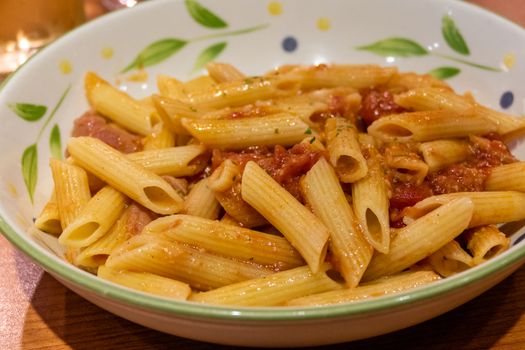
33, 63, 525, 307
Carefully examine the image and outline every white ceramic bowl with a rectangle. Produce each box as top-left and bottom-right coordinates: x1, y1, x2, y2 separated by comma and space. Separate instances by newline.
2, 0, 525, 346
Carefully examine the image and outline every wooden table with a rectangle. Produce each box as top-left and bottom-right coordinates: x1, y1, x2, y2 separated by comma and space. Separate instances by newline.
3, 1, 525, 349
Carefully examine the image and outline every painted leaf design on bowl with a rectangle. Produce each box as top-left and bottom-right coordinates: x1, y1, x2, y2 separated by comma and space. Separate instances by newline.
121, 39, 188, 73
21, 144, 38, 203
8, 103, 47, 122
50, 124, 63, 160
185, 0, 228, 29
442, 14, 470, 56
427, 67, 461, 80
193, 42, 227, 72
357, 14, 502, 78
122, 0, 267, 74
11, 85, 71, 202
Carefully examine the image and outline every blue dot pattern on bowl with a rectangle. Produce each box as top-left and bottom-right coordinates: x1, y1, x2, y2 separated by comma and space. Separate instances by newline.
500, 91, 514, 109
513, 233, 525, 246
282, 36, 298, 52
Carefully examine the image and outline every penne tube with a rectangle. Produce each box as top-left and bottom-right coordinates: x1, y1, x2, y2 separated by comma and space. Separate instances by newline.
384, 143, 428, 185
98, 266, 191, 300
126, 145, 208, 177
186, 75, 298, 110
363, 197, 474, 281
34, 191, 62, 235
325, 117, 368, 183
68, 137, 184, 215
283, 64, 397, 90
50, 158, 91, 230
190, 264, 341, 306
302, 158, 373, 287
183, 178, 221, 220
206, 62, 246, 83
73, 205, 135, 268
143, 214, 304, 269
85, 72, 160, 135
183, 75, 216, 93
386, 72, 452, 93
352, 143, 390, 253
403, 191, 525, 228
152, 94, 198, 135
367, 110, 498, 143
395, 87, 525, 136
241, 161, 330, 273
427, 240, 473, 277
106, 234, 273, 290
485, 162, 525, 192
142, 122, 176, 150
220, 213, 241, 226
181, 114, 311, 150
466, 225, 510, 265
209, 160, 266, 227
59, 186, 127, 248
419, 139, 471, 172
156, 74, 188, 101
286, 271, 440, 306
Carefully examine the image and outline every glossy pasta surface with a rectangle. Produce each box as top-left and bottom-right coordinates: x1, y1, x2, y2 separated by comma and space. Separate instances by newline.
35, 63, 525, 306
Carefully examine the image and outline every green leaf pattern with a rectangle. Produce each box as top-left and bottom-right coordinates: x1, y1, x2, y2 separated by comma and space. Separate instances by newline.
193, 42, 227, 72
8, 103, 47, 122
50, 124, 62, 160
122, 1, 266, 73
427, 67, 461, 80
21, 144, 37, 203
357, 14, 501, 76
185, 0, 228, 29
9, 85, 71, 202
122, 39, 187, 73
357, 38, 428, 57
442, 15, 470, 55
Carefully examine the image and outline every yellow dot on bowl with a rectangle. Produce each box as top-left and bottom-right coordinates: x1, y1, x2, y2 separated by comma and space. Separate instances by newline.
101, 47, 114, 59
7, 183, 17, 197
268, 1, 282, 15
317, 18, 331, 31
503, 52, 516, 69
59, 60, 72, 74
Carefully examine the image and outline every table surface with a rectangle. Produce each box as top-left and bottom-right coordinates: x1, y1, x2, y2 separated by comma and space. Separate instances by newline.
3, 1, 525, 349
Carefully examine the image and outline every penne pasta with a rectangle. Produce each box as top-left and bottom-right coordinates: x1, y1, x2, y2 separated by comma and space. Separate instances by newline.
241, 161, 330, 273
363, 197, 474, 281
301, 158, 373, 287
67, 137, 184, 215
325, 117, 368, 183
34, 192, 62, 235
181, 114, 311, 150
126, 145, 208, 177
368, 110, 498, 143
98, 266, 191, 300
183, 178, 221, 220
352, 141, 390, 253
50, 158, 91, 230
85, 72, 160, 135
465, 225, 510, 265
206, 62, 246, 83
59, 186, 127, 248
190, 264, 341, 306
403, 191, 525, 228
485, 162, 525, 192
419, 139, 471, 172
106, 234, 274, 291
427, 240, 473, 277
286, 271, 440, 306
143, 214, 304, 269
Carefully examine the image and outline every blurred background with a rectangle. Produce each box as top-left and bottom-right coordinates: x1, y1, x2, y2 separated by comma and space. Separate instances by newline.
0, 0, 524, 83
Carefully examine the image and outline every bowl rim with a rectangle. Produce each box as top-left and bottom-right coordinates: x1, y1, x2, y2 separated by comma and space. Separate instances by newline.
2, 0, 525, 322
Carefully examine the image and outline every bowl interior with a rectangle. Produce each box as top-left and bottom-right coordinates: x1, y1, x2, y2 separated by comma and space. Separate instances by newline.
1, 0, 525, 321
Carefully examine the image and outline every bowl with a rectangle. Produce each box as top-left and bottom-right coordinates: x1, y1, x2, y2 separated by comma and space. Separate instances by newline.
2, 0, 525, 347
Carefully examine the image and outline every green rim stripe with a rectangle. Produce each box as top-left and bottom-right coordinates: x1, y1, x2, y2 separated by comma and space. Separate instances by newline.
1, 0, 525, 322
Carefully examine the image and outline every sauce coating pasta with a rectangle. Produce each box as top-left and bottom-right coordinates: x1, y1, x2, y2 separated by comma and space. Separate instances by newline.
35, 63, 524, 306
